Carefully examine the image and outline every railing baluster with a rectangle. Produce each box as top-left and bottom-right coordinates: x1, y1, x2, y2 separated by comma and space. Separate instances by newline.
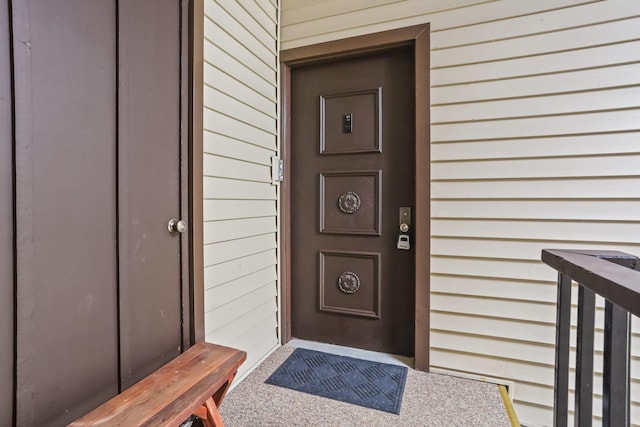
602, 300, 630, 427
554, 272, 572, 427
575, 285, 595, 427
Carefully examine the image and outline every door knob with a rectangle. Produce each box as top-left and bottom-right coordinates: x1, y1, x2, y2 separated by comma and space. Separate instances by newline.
168, 218, 187, 233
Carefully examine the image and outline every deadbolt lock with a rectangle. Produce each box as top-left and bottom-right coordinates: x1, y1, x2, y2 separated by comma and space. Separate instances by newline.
168, 218, 187, 234
400, 223, 409, 233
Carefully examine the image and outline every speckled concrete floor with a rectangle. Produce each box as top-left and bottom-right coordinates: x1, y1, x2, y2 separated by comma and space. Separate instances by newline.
220, 345, 511, 427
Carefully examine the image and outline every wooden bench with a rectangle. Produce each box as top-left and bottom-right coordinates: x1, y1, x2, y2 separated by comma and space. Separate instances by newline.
69, 342, 246, 427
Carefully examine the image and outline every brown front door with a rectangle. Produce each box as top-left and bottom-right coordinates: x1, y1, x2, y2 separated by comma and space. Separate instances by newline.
7, 1, 187, 425
290, 47, 416, 356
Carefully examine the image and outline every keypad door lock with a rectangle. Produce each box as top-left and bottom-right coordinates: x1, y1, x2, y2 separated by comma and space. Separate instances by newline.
397, 207, 411, 250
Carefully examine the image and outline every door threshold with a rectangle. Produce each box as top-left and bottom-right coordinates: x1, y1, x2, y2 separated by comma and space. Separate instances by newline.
287, 338, 414, 368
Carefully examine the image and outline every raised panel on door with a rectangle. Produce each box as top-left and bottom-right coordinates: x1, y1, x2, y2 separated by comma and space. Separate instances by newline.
0, 1, 14, 424
291, 47, 416, 356
12, 1, 120, 424
118, 0, 184, 388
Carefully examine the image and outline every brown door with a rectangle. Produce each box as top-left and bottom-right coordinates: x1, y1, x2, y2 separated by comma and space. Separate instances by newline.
290, 47, 416, 356
9, 1, 186, 425
117, 0, 183, 389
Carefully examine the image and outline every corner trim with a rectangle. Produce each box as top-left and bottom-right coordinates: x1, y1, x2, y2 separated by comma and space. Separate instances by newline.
189, 0, 205, 344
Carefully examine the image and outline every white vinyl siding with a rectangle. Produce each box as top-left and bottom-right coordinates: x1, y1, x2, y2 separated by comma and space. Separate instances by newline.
281, 1, 640, 425
203, 0, 279, 381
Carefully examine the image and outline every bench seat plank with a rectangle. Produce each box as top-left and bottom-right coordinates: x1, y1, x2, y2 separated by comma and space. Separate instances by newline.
69, 342, 246, 427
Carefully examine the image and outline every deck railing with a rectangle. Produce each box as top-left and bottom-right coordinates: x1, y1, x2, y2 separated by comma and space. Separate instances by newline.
542, 249, 640, 427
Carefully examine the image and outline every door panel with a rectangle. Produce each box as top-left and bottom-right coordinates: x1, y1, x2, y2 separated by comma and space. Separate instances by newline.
0, 1, 14, 424
12, 1, 120, 424
118, 0, 183, 388
10, 0, 186, 423
291, 47, 416, 356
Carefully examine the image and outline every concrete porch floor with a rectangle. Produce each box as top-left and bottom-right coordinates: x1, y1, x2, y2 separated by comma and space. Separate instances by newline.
219, 340, 514, 426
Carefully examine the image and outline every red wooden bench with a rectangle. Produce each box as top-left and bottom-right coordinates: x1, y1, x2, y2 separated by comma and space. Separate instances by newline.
69, 342, 246, 427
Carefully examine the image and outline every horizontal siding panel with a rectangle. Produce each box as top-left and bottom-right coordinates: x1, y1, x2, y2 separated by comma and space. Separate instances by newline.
433, 17, 640, 67
204, 62, 276, 116
204, 153, 272, 182
431, 274, 556, 303
432, 237, 640, 261
256, 0, 278, 24
204, 40, 274, 100
431, 293, 555, 323
431, 330, 554, 366
204, 132, 273, 166
204, 199, 276, 221
432, 40, 640, 85
431, 348, 554, 386
431, 110, 640, 142
204, 85, 276, 133
204, 249, 276, 288
282, 0, 486, 43
204, 18, 276, 80
431, 133, 640, 161
229, 308, 278, 355
283, 0, 482, 26
432, 63, 640, 104
513, 403, 553, 427
205, 266, 277, 312
204, 234, 276, 266
511, 383, 554, 422
432, 86, 640, 123
431, 311, 555, 345
431, 0, 640, 49
431, 256, 552, 283
235, 329, 279, 380
432, 177, 640, 199
282, 0, 397, 25
206, 298, 277, 346
204, 281, 276, 332
237, 0, 277, 36
432, 200, 640, 221
212, 0, 276, 46
282, 0, 591, 48
432, 154, 640, 180
204, 217, 277, 244
432, 219, 640, 243
425, 0, 595, 33
203, 177, 277, 200
206, 1, 276, 64
204, 109, 276, 150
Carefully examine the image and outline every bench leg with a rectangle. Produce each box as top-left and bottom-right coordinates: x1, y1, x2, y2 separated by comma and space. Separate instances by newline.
212, 371, 237, 407
194, 397, 225, 427
194, 370, 239, 427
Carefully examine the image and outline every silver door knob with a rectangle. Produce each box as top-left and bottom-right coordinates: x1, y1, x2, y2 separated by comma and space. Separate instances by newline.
168, 218, 187, 233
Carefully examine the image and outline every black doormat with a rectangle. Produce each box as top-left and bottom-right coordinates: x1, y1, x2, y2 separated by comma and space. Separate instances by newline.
265, 348, 408, 414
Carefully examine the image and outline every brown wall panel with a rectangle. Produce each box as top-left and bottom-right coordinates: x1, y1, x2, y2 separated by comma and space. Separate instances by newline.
0, 1, 14, 424
12, 1, 119, 425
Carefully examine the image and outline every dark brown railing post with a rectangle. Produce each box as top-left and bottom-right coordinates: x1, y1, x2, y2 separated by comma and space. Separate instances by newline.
602, 300, 630, 427
553, 272, 571, 427
575, 285, 595, 426
542, 249, 639, 427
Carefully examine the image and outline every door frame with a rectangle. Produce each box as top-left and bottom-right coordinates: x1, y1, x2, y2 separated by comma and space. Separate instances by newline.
179, 0, 206, 347
280, 24, 431, 370
189, 0, 205, 345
